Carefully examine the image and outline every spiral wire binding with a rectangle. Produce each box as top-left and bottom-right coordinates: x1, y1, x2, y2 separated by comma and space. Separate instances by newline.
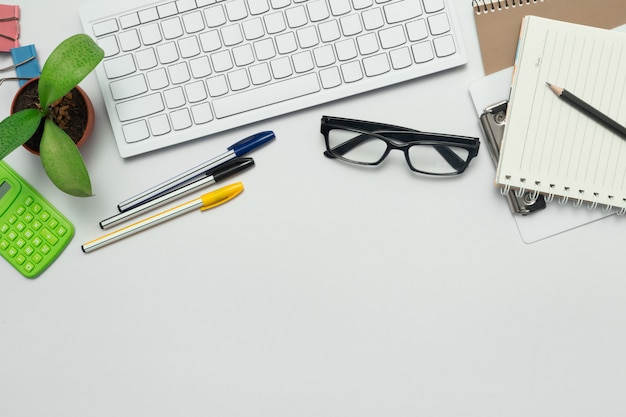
473, 0, 542, 14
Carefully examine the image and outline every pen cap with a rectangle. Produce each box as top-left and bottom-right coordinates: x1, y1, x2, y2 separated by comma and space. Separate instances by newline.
229, 131, 275, 156
210, 157, 255, 182
200, 182, 244, 211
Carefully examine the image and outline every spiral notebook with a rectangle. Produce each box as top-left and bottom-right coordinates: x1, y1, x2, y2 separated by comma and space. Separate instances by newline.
496, 16, 626, 213
473, 0, 626, 74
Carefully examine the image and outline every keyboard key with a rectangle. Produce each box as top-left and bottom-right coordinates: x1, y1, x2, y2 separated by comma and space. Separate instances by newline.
138, 8, 159, 23
139, 22, 163, 44
178, 36, 201, 58
199, 30, 222, 52
207, 75, 229, 96
189, 56, 212, 77
296, 26, 319, 48
247, 0, 270, 15
213, 73, 320, 117
136, 48, 158, 70
98, 36, 120, 57
168, 62, 191, 83
427, 12, 450, 35
362, 8, 384, 30
422, 0, 444, 13
104, 54, 136, 79
119, 29, 141, 51
319, 66, 341, 88
221, 24, 244, 46
412, 40, 434, 62
161, 17, 184, 39
226, 0, 248, 20
433, 34, 455, 57
211, 50, 234, 72
157, 2, 178, 18
328, 0, 351, 16
191, 102, 214, 124
176, 0, 197, 12
356, 32, 379, 55
379, 25, 406, 49
116, 93, 165, 121
164, 87, 186, 108
228, 68, 251, 90
183, 11, 205, 33
157, 42, 179, 64
254, 38, 276, 60
93, 19, 119, 37
363, 53, 390, 76
250, 62, 272, 84
205, 5, 227, 27
120, 13, 140, 29
307, 0, 330, 22
292, 50, 314, 72
270, 56, 293, 78
286, 6, 308, 28
318, 20, 341, 42
276, 32, 298, 54
233, 44, 255, 66
185, 80, 208, 101
149, 114, 171, 136
147, 68, 170, 89
384, 0, 423, 24
389, 46, 412, 69
171, 108, 192, 130
243, 18, 265, 40
270, 0, 291, 8
123, 120, 151, 142
264, 12, 286, 34
406, 18, 428, 41
340, 14, 362, 36
340, 60, 363, 82
110, 74, 148, 100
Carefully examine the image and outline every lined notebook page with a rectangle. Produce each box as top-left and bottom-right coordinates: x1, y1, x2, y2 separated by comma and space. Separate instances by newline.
496, 16, 626, 210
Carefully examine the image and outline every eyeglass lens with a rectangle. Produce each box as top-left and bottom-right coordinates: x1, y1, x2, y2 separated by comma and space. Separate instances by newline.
327, 128, 470, 174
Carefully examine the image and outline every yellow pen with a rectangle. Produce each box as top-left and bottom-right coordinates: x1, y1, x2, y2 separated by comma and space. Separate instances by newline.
82, 182, 244, 253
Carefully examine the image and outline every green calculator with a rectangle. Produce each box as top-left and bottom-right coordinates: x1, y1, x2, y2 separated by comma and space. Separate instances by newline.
0, 161, 74, 278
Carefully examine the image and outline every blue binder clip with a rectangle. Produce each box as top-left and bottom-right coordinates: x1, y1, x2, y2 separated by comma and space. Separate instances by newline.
10, 44, 40, 86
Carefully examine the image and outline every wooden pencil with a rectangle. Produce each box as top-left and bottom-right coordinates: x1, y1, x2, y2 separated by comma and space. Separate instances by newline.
546, 82, 626, 138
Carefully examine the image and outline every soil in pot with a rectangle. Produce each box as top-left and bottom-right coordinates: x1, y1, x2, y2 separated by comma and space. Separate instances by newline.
12, 79, 89, 154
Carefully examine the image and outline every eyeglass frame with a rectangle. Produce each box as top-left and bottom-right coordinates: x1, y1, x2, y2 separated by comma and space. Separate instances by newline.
320, 116, 480, 176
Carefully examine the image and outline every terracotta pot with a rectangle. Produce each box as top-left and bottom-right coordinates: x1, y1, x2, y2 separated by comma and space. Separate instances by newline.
10, 77, 95, 155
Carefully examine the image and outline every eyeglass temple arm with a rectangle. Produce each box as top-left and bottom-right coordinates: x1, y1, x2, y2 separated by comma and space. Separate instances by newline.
325, 134, 466, 170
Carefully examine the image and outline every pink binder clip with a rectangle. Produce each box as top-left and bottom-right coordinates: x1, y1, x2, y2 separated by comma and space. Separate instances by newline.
0, 5, 19, 52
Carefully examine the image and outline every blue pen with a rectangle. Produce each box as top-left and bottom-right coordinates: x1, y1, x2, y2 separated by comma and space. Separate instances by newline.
118, 131, 274, 212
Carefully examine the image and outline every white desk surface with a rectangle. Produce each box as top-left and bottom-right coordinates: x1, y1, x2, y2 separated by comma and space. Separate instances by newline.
2, 1, 626, 416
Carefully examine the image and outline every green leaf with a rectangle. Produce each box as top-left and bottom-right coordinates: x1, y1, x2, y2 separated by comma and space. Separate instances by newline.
39, 34, 104, 109
0, 109, 44, 160
40, 119, 92, 197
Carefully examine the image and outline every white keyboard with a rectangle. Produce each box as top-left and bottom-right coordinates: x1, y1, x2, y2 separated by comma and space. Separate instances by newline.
80, 0, 466, 157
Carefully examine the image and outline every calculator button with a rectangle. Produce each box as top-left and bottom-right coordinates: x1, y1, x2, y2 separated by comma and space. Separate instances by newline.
15, 254, 26, 265
32, 220, 42, 230
15, 238, 26, 249
1, 223, 8, 233
41, 228, 59, 245
32, 253, 43, 264
7, 247, 17, 257
57, 226, 68, 236
40, 211, 50, 222
7, 230, 17, 240
0, 239, 8, 250
16, 222, 25, 232
24, 196, 34, 206
8, 214, 17, 224
24, 229, 34, 239
24, 246, 34, 256
40, 244, 51, 255
32, 203, 42, 214
16, 205, 26, 215
48, 218, 59, 229
24, 262, 35, 273
24, 213, 34, 223
32, 236, 42, 247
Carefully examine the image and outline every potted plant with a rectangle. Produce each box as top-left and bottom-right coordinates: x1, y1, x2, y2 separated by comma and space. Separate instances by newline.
0, 34, 104, 197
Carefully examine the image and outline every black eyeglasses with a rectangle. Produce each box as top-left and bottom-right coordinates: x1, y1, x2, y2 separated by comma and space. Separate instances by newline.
321, 116, 480, 176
